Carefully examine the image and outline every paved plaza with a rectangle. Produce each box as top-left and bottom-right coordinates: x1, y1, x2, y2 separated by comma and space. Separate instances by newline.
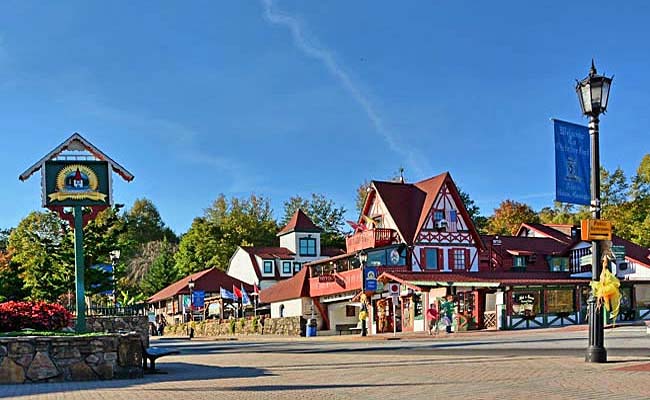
1, 326, 650, 400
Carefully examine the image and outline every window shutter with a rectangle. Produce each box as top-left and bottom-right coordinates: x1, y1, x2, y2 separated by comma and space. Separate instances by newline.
420, 248, 427, 269
437, 249, 444, 271
448, 249, 455, 270
464, 249, 470, 269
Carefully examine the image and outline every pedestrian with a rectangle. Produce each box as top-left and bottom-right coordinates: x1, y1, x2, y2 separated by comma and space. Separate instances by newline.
157, 315, 166, 336
440, 295, 456, 334
427, 302, 440, 336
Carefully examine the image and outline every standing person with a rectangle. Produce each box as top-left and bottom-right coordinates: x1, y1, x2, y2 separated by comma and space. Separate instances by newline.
427, 302, 440, 336
157, 315, 166, 336
440, 295, 455, 334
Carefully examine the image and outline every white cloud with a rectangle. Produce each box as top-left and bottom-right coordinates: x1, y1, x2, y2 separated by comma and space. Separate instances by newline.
261, 0, 428, 177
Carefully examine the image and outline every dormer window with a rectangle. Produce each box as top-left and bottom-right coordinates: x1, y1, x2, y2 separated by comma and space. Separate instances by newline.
299, 237, 317, 257
513, 256, 527, 271
282, 261, 292, 274
263, 260, 274, 274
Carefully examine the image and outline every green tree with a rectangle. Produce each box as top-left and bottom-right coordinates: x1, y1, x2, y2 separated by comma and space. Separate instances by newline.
0, 228, 10, 252
355, 180, 371, 214
282, 193, 347, 248
487, 200, 539, 236
458, 188, 488, 233
175, 194, 278, 275
601, 166, 628, 207
0, 250, 26, 301
631, 154, 650, 200
140, 240, 179, 296
9, 211, 73, 301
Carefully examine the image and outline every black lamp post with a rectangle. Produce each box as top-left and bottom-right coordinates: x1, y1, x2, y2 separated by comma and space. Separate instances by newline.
576, 60, 613, 363
108, 250, 120, 307
359, 252, 368, 336
188, 278, 195, 323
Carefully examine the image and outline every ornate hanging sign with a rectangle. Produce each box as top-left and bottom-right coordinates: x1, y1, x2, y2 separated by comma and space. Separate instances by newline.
44, 161, 111, 206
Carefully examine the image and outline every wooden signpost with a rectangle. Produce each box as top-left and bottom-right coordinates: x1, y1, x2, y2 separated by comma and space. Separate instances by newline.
19, 133, 133, 332
581, 219, 612, 241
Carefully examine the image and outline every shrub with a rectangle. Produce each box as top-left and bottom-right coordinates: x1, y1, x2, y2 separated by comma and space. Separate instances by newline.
252, 316, 259, 333
229, 319, 236, 334
0, 301, 73, 332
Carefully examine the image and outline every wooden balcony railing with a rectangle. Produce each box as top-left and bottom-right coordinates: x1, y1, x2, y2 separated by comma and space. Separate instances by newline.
345, 228, 397, 253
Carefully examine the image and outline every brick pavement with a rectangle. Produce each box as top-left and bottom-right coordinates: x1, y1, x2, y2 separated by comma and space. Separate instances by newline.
1, 336, 649, 400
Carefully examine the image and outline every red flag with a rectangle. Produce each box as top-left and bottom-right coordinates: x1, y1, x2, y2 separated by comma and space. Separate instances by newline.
253, 283, 260, 295
233, 284, 242, 299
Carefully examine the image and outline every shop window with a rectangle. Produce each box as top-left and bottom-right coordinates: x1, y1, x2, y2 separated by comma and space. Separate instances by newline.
635, 285, 650, 307
512, 291, 541, 316
545, 289, 574, 313
263, 260, 273, 274
346, 305, 357, 317
282, 261, 292, 274
299, 237, 317, 256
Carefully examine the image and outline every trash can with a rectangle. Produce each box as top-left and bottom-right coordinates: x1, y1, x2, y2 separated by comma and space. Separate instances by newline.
306, 318, 317, 337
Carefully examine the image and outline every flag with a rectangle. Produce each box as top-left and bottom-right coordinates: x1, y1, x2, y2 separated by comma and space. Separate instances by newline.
233, 284, 242, 299
241, 285, 251, 306
553, 119, 590, 206
220, 287, 235, 301
253, 283, 260, 295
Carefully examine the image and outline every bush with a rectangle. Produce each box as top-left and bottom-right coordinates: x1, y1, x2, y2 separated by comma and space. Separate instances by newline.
229, 319, 236, 334
0, 301, 73, 332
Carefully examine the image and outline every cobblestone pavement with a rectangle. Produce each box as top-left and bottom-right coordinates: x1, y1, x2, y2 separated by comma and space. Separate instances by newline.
2, 326, 650, 400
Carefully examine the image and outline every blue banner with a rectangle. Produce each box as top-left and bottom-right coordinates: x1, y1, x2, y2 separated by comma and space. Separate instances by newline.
364, 266, 378, 291
554, 119, 591, 206
192, 290, 205, 308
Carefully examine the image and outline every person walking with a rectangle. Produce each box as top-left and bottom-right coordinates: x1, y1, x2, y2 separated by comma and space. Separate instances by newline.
427, 303, 440, 336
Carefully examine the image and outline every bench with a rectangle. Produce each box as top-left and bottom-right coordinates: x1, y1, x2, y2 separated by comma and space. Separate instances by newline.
335, 323, 363, 335
142, 344, 180, 373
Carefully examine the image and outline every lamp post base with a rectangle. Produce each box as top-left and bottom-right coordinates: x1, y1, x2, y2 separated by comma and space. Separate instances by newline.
585, 346, 607, 363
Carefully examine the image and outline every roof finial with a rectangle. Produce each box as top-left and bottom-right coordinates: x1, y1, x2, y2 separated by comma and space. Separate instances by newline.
399, 167, 405, 184
590, 59, 597, 77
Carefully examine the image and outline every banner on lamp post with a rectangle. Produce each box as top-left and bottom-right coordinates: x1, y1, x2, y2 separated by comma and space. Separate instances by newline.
553, 119, 591, 206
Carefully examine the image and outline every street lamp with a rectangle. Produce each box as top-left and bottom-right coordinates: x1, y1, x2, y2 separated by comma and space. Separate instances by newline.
108, 250, 120, 307
187, 278, 195, 339
576, 60, 613, 363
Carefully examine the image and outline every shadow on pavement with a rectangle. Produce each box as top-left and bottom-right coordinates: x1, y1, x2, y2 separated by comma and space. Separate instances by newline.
0, 363, 271, 399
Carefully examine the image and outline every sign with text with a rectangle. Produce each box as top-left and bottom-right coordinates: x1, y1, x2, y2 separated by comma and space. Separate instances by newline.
554, 119, 591, 206
363, 266, 378, 291
581, 219, 612, 241
612, 245, 626, 260
192, 290, 205, 308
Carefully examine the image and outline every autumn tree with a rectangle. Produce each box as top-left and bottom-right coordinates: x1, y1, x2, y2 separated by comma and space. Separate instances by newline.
282, 193, 347, 248
487, 200, 539, 235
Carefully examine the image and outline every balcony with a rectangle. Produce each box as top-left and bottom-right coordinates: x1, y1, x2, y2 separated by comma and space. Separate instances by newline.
345, 228, 397, 253
309, 269, 362, 297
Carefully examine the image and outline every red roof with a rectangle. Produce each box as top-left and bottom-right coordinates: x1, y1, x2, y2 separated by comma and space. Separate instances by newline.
379, 270, 589, 287
322, 247, 346, 257
148, 268, 253, 303
612, 235, 650, 268
516, 223, 573, 244
368, 172, 483, 247
277, 209, 321, 236
242, 246, 295, 260
259, 267, 310, 303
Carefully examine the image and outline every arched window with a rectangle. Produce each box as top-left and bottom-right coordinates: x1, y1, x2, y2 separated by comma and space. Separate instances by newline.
279, 304, 285, 318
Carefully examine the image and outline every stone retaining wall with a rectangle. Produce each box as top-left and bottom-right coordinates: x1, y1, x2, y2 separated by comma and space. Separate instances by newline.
0, 333, 142, 384
76, 316, 149, 347
165, 316, 305, 337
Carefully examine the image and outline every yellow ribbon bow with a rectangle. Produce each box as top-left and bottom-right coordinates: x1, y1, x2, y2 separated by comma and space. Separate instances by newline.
590, 265, 621, 324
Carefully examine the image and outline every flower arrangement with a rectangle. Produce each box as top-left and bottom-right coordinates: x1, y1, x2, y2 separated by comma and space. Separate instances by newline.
0, 301, 73, 332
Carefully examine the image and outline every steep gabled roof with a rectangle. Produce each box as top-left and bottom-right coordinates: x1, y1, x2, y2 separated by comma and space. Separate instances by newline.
19, 132, 134, 182
277, 209, 322, 236
367, 172, 483, 248
259, 266, 310, 303
516, 223, 572, 244
148, 268, 252, 303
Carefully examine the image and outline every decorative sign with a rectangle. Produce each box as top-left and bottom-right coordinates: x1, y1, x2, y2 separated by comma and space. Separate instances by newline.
581, 219, 612, 241
44, 160, 111, 207
553, 119, 591, 206
364, 266, 378, 291
514, 293, 535, 305
612, 245, 626, 260
387, 282, 400, 296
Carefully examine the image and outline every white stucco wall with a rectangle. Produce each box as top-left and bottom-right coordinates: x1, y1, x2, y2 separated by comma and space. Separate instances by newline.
327, 302, 359, 328
227, 247, 259, 285
271, 298, 304, 318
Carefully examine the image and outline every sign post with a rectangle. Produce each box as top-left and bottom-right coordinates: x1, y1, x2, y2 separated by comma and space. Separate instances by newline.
19, 133, 134, 332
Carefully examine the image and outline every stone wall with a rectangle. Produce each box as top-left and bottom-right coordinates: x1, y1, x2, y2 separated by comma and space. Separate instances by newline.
165, 316, 305, 337
76, 316, 149, 348
0, 333, 142, 384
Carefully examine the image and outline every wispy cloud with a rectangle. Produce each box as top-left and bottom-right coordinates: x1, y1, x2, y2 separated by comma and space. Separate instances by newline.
261, 0, 428, 176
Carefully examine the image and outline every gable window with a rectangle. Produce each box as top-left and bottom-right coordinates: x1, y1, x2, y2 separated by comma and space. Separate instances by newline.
293, 262, 302, 273
423, 248, 439, 270
282, 261, 292, 274
453, 249, 466, 270
263, 260, 273, 274
299, 237, 317, 257
433, 210, 444, 222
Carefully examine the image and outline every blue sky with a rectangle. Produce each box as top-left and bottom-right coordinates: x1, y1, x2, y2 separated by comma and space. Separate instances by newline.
2, 1, 650, 234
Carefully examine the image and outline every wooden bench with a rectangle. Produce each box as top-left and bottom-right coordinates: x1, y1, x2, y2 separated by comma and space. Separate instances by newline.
335, 323, 363, 335
142, 345, 180, 373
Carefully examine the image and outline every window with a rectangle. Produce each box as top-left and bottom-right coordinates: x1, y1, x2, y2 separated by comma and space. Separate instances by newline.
512, 291, 541, 316
299, 237, 317, 256
433, 210, 444, 222
424, 248, 439, 270
453, 249, 466, 270
293, 262, 302, 273
514, 256, 527, 268
545, 289, 574, 313
549, 257, 569, 272
279, 304, 285, 318
368, 246, 407, 267
263, 260, 273, 274
282, 261, 292, 274
346, 305, 357, 317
